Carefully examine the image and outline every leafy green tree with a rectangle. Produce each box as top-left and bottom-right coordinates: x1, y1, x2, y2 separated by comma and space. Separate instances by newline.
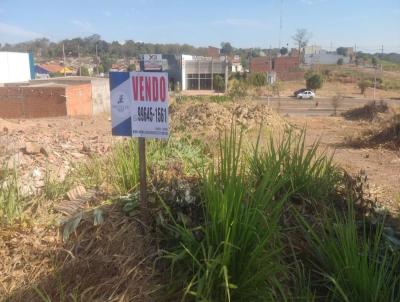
337, 58, 344, 65
220, 42, 233, 55
248, 73, 266, 87
100, 55, 113, 72
306, 73, 323, 91
77, 66, 89, 76
97, 65, 104, 74
279, 47, 288, 56
213, 74, 225, 92
336, 47, 347, 56
372, 57, 379, 67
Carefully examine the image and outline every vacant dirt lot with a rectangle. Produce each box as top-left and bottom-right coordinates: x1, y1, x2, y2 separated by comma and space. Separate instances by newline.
288, 115, 400, 211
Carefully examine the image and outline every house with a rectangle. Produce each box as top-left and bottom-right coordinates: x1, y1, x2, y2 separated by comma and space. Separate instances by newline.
35, 64, 73, 77
250, 54, 303, 81
207, 46, 220, 58
0, 52, 34, 84
230, 55, 243, 73
304, 50, 350, 65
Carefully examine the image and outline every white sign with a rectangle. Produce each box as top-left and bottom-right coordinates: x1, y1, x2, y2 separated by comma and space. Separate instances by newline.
110, 71, 169, 139
143, 54, 163, 71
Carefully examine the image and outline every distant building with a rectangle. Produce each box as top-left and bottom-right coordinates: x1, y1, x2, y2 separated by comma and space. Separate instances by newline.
0, 52, 34, 84
139, 54, 228, 91
207, 46, 220, 58
304, 50, 350, 65
35, 64, 73, 76
181, 55, 228, 91
230, 55, 243, 73
250, 55, 301, 80
304, 45, 322, 55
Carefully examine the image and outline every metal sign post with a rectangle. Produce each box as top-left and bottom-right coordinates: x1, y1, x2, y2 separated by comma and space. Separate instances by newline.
138, 137, 147, 205
109, 71, 169, 223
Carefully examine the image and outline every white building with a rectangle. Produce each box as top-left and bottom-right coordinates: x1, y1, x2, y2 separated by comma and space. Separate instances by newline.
0, 52, 33, 84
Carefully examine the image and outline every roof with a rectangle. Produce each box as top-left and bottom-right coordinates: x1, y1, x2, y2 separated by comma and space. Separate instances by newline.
36, 64, 64, 73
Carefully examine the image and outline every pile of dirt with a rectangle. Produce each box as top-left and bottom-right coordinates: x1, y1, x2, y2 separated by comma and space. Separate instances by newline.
342, 101, 389, 121
0, 116, 113, 197
344, 113, 400, 151
367, 114, 400, 150
170, 101, 287, 135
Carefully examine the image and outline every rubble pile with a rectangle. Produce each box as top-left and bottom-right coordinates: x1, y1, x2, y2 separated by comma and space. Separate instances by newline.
0, 117, 113, 196
170, 101, 287, 134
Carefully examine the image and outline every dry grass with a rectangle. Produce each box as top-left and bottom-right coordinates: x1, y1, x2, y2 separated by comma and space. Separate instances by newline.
344, 112, 400, 151
342, 100, 389, 121
2, 201, 162, 301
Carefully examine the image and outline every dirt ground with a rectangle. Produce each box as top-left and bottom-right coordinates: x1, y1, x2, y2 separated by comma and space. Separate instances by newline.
287, 115, 400, 212
1, 98, 400, 300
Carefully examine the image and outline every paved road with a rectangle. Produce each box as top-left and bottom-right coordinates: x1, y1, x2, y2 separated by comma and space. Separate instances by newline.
257, 96, 400, 116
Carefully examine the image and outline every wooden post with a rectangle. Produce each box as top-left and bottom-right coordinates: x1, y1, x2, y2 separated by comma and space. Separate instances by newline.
138, 137, 147, 206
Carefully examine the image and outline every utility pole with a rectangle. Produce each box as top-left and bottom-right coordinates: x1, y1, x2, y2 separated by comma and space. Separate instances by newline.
63, 43, 66, 77
373, 66, 377, 100
279, 0, 283, 49
95, 44, 99, 76
78, 44, 81, 76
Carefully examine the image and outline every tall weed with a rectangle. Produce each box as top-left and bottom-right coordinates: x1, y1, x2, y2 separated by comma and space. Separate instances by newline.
164, 127, 287, 301
298, 206, 400, 302
249, 130, 340, 205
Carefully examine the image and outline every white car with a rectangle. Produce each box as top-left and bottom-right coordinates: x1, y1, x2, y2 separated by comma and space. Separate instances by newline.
297, 90, 315, 99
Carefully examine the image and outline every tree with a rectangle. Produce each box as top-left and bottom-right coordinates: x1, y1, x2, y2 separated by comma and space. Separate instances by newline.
358, 80, 372, 95
331, 93, 343, 116
292, 29, 311, 53
213, 74, 225, 92
77, 66, 89, 76
372, 57, 379, 67
306, 73, 323, 91
97, 65, 104, 74
337, 58, 344, 65
279, 47, 288, 56
336, 47, 347, 56
128, 64, 136, 72
220, 42, 233, 55
228, 80, 247, 100
248, 73, 266, 87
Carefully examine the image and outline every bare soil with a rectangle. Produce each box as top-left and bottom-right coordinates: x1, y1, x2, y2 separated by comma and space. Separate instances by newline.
288, 115, 400, 212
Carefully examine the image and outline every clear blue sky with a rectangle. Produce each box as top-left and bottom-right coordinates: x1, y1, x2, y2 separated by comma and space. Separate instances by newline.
0, 0, 399, 53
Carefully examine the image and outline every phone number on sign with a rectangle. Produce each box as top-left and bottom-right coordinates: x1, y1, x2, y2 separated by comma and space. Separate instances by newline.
137, 106, 167, 123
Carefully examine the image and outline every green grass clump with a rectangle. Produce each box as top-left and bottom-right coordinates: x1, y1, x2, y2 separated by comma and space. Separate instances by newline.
298, 206, 400, 302
249, 129, 340, 204
164, 128, 287, 301
0, 168, 23, 224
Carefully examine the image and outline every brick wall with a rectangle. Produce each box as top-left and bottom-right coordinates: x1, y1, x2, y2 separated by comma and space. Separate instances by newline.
250, 57, 272, 73
65, 83, 92, 116
0, 83, 92, 119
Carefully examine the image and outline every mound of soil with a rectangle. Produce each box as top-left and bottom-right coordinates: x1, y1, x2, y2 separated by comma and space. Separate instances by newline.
344, 114, 400, 151
367, 114, 400, 150
170, 101, 287, 135
342, 101, 389, 121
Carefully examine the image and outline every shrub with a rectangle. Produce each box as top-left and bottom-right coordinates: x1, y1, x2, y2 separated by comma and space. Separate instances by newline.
298, 206, 400, 302
213, 74, 225, 92
164, 127, 286, 301
306, 73, 323, 92
228, 80, 248, 100
337, 58, 344, 65
248, 72, 266, 87
358, 80, 372, 95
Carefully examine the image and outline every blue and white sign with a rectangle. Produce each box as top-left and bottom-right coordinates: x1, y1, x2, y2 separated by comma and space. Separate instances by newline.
110, 72, 169, 139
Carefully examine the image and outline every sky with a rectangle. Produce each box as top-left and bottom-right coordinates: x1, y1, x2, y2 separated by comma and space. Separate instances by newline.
0, 0, 399, 53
